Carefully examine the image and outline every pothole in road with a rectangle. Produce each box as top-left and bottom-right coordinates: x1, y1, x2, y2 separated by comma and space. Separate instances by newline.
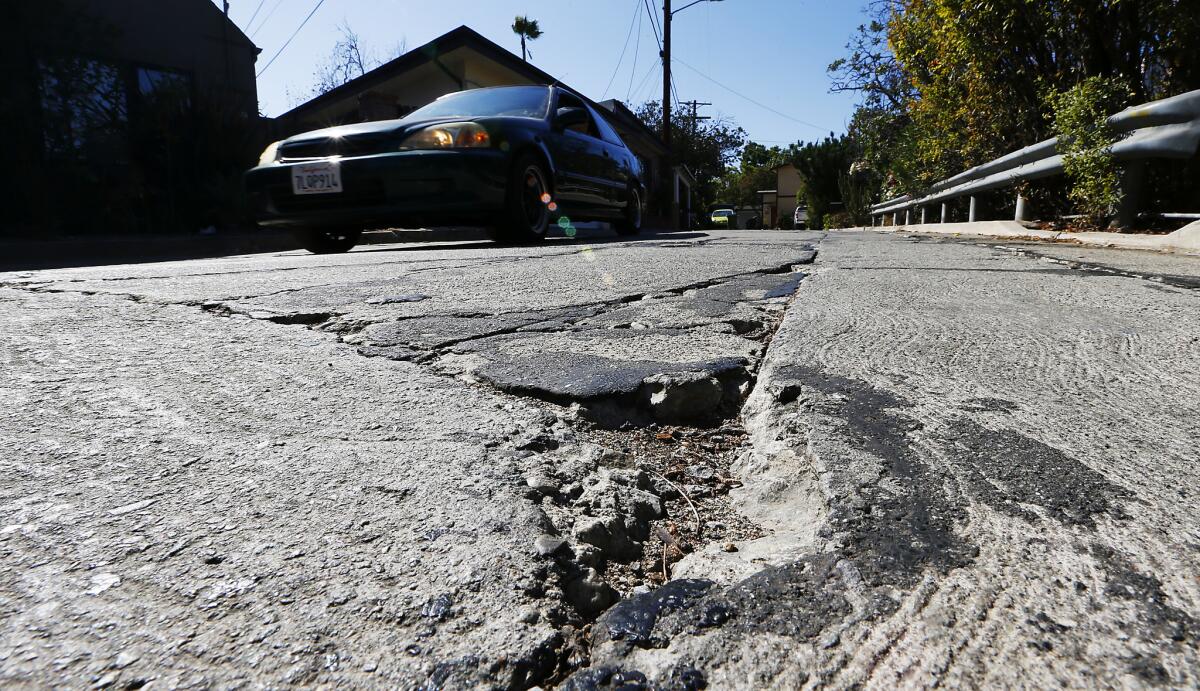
441, 263, 814, 686
192, 251, 817, 687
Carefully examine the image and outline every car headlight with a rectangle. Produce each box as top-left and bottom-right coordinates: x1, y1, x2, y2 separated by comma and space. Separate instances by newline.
399, 123, 491, 150
258, 141, 282, 166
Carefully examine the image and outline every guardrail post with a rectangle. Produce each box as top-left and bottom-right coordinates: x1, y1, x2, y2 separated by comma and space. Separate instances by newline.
1113, 162, 1146, 229
904, 209, 911, 225
1015, 193, 1030, 222
941, 203, 948, 223
920, 207, 927, 224
968, 196, 978, 223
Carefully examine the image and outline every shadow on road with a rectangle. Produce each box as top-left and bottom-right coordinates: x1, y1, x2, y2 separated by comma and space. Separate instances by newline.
1, 227, 713, 273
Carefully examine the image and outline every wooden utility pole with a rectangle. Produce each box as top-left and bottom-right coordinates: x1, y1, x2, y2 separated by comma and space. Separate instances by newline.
682, 100, 711, 135
662, 0, 675, 229
662, 0, 672, 150
222, 1, 232, 85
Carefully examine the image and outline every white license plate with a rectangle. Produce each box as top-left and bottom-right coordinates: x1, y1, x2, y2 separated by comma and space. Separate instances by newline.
291, 162, 343, 195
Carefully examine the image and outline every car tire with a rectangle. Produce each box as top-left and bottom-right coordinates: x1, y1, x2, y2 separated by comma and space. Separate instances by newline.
614, 187, 642, 236
294, 228, 361, 254
495, 154, 552, 244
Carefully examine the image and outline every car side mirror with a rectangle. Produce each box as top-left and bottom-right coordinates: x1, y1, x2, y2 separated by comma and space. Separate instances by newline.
555, 107, 589, 132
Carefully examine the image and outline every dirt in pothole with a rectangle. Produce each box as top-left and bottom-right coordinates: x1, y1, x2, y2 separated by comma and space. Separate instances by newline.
581, 423, 767, 596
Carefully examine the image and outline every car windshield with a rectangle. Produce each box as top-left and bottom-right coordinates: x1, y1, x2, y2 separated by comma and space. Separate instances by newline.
713, 210, 734, 218
407, 87, 550, 120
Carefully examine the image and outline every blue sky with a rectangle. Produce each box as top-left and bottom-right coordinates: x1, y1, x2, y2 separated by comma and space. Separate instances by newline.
226, 0, 869, 147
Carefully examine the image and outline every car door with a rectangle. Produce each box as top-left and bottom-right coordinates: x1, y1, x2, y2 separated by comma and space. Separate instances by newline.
542, 91, 610, 210
589, 105, 634, 208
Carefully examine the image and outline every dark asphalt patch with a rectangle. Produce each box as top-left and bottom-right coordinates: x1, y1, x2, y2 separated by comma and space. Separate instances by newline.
361, 309, 593, 350
593, 579, 715, 647
689, 272, 807, 304
471, 352, 747, 403
356, 344, 428, 362
563, 665, 709, 691
585, 366, 977, 667
659, 555, 854, 642
781, 365, 977, 585
560, 667, 651, 691
365, 293, 429, 305
1092, 544, 1198, 644
959, 397, 1021, 413
941, 421, 1130, 527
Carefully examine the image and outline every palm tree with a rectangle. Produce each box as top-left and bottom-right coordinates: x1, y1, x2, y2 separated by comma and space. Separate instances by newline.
511, 16, 543, 62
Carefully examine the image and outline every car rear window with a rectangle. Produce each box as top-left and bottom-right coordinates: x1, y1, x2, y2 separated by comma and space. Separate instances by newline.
408, 87, 550, 120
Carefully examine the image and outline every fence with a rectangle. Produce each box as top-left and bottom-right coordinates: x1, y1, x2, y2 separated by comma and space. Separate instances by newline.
870, 89, 1200, 228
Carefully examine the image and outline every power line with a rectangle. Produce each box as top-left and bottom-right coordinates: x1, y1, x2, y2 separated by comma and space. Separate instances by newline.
639, 0, 670, 109
249, 0, 284, 39
603, 0, 642, 100
256, 0, 327, 78
671, 56, 831, 133
631, 58, 660, 104
624, 8, 642, 102
243, 0, 267, 31
642, 0, 663, 50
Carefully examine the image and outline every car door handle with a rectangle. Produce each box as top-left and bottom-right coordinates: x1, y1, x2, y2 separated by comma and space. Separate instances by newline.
603, 150, 611, 157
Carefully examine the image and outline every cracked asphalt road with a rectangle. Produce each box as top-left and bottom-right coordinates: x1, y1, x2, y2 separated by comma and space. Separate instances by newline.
1, 229, 1198, 689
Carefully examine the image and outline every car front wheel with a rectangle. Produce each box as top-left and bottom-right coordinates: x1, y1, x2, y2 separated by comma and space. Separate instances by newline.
615, 188, 642, 236
495, 154, 552, 243
294, 228, 361, 254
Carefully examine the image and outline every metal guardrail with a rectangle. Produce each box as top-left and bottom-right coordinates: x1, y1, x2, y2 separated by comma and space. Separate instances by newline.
870, 89, 1200, 227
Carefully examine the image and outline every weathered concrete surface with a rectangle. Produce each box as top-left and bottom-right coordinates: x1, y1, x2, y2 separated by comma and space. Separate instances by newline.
0, 229, 819, 688
4, 228, 1198, 689
583, 232, 1200, 689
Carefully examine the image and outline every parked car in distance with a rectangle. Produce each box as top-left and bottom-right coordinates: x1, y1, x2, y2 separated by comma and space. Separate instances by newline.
245, 86, 645, 253
710, 208, 736, 229
794, 205, 809, 230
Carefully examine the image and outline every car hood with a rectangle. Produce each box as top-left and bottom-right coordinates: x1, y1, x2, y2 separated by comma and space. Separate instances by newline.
283, 116, 486, 144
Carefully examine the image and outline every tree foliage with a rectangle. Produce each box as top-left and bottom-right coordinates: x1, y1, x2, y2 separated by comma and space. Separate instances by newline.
792, 135, 859, 229
718, 142, 790, 208
512, 16, 544, 62
309, 23, 405, 98
831, 0, 1200, 212
634, 100, 747, 211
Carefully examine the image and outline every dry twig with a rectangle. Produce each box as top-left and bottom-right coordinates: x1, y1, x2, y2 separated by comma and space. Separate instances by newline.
652, 470, 701, 534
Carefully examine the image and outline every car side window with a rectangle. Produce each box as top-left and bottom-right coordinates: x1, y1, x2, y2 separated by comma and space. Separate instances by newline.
556, 92, 600, 139
591, 108, 626, 148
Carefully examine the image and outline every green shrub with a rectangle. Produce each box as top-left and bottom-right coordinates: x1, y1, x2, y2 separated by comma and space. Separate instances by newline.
825, 211, 855, 229
1046, 78, 1130, 225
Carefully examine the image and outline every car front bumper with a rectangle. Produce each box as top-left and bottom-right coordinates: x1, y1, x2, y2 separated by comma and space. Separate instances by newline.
244, 149, 510, 229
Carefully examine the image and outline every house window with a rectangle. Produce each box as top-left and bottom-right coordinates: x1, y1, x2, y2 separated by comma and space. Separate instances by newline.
137, 67, 192, 109
38, 57, 128, 159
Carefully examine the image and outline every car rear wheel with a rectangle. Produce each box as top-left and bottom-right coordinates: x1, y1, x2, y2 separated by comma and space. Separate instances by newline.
294, 228, 361, 254
615, 188, 643, 236
495, 154, 552, 244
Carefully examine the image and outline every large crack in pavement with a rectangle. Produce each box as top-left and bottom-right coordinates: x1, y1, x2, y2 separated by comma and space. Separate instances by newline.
545, 236, 1195, 689
197, 254, 818, 430
173, 247, 821, 686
